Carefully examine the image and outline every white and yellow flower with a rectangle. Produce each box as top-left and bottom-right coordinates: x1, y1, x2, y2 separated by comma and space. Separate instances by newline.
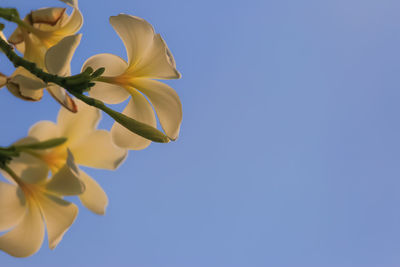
8, 0, 82, 67
23, 100, 127, 215
0, 152, 84, 257
7, 0, 83, 111
82, 14, 182, 150
7, 34, 81, 111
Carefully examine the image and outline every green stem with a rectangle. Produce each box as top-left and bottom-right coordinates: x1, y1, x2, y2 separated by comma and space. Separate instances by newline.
0, 164, 24, 187
0, 8, 20, 24
0, 146, 18, 157
14, 137, 67, 151
0, 37, 91, 89
0, 147, 16, 171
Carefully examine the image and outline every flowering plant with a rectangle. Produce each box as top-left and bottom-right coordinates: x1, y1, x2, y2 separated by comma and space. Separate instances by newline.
0, 0, 182, 257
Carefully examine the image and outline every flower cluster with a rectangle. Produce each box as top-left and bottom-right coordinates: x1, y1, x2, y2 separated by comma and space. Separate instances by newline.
0, 0, 181, 257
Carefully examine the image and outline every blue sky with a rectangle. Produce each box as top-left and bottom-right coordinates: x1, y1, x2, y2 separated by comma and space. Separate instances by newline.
1, 0, 400, 266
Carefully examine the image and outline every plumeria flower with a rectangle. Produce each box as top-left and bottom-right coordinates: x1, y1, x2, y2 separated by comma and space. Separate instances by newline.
0, 152, 85, 257
8, 0, 82, 67
7, 34, 81, 111
22, 100, 127, 215
82, 14, 182, 150
7, 0, 83, 111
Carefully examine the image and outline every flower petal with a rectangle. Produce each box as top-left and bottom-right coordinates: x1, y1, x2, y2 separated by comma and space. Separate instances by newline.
78, 171, 108, 215
70, 130, 127, 170
111, 91, 156, 150
6, 82, 29, 101
0, 73, 7, 88
47, 84, 77, 113
0, 202, 45, 257
59, 0, 78, 7
83, 53, 129, 104
7, 82, 40, 101
31, 8, 66, 26
0, 182, 27, 231
90, 81, 130, 104
8, 27, 24, 47
109, 14, 155, 66
131, 78, 182, 140
57, 5, 83, 34
23, 34, 47, 68
8, 68, 46, 101
82, 53, 128, 76
0, 31, 7, 52
30, 4, 83, 48
11, 75, 46, 91
29, 120, 61, 141
57, 100, 100, 145
128, 34, 181, 79
12, 77, 44, 101
8, 153, 49, 184
38, 194, 78, 249
45, 162, 85, 196
45, 34, 81, 76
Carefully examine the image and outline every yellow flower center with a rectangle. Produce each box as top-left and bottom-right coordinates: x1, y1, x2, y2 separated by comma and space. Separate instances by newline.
20, 182, 41, 199
38, 144, 68, 174
97, 75, 137, 94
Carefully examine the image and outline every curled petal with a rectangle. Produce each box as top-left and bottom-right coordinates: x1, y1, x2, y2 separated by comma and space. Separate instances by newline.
0, 202, 45, 257
132, 78, 182, 140
0, 182, 26, 231
7, 82, 41, 102
29, 4, 83, 48
70, 130, 127, 169
0, 31, 6, 42
47, 84, 77, 113
8, 68, 46, 101
12, 79, 44, 101
37, 194, 78, 249
111, 91, 156, 150
129, 34, 181, 79
59, 0, 78, 7
55, 8, 83, 38
109, 14, 155, 66
78, 171, 108, 215
31, 8, 66, 26
6, 82, 28, 101
11, 75, 46, 91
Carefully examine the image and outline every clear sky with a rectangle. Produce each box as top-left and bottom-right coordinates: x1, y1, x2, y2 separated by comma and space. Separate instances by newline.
1, 0, 400, 266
